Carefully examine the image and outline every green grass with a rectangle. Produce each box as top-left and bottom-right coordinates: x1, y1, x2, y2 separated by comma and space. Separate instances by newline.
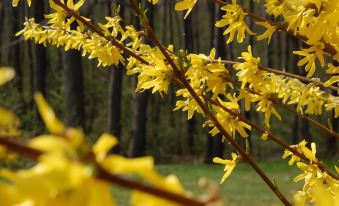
112, 161, 337, 206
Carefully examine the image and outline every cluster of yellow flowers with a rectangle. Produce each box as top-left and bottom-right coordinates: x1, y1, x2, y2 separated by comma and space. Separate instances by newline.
216, 0, 255, 44
0, 73, 191, 206
232, 46, 339, 123
2, 0, 339, 205
282, 140, 338, 205
265, 0, 339, 80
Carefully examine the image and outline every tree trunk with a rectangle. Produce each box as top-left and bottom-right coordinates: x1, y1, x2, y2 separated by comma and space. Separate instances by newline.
0, 2, 4, 64
32, 0, 47, 94
62, 49, 85, 128
10, 6, 23, 93
211, 4, 225, 159
107, 0, 124, 153
184, 10, 195, 155
130, 0, 153, 157
327, 62, 338, 157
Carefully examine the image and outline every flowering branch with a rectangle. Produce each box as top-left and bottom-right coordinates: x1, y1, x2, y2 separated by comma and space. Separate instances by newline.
211, 59, 338, 92
209, 0, 338, 57
0, 137, 208, 206
202, 95, 338, 181
127, 1, 291, 205
225, 77, 339, 140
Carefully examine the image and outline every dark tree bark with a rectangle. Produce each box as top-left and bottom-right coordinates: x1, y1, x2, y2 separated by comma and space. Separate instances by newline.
205, 2, 225, 162
108, 0, 124, 153
130, 0, 153, 157
130, 91, 149, 157
62, 49, 85, 128
242, 0, 254, 153
184, 9, 196, 155
10, 5, 23, 93
0, 2, 4, 64
32, 0, 47, 94
287, 38, 311, 144
327, 61, 338, 157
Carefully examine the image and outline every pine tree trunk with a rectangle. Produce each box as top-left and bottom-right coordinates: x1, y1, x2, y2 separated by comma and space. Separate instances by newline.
327, 62, 338, 157
108, 0, 124, 153
184, 10, 195, 155
211, 4, 225, 159
130, 0, 153, 157
32, 0, 47, 94
0, 2, 4, 64
62, 49, 85, 128
10, 6, 23, 93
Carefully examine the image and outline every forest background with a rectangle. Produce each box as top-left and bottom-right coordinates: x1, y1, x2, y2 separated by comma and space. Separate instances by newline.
0, 0, 337, 164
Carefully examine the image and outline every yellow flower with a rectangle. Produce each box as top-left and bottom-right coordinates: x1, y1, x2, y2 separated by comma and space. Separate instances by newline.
131, 174, 185, 206
12, 0, 31, 7
234, 46, 262, 89
128, 48, 173, 96
206, 95, 251, 138
173, 88, 204, 119
213, 153, 238, 184
175, 0, 197, 19
293, 42, 325, 78
252, 94, 281, 128
282, 140, 318, 165
34, 92, 65, 134
0, 107, 20, 136
0, 67, 15, 86
215, 0, 255, 44
28, 135, 75, 155
147, 0, 158, 5
256, 21, 277, 44
92, 133, 118, 162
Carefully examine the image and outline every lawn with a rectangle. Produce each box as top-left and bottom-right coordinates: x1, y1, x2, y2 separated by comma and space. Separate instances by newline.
112, 160, 336, 206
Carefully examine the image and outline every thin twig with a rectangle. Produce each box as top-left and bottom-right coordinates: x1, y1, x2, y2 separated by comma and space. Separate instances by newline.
128, 0, 291, 205
209, 0, 338, 57
211, 59, 338, 92
225, 77, 339, 139
52, 0, 149, 66
202, 96, 339, 180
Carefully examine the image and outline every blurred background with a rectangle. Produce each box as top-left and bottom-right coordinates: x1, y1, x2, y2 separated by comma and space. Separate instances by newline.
0, 0, 337, 164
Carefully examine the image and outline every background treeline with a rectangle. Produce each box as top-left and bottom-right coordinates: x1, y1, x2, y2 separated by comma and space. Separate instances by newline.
0, 0, 337, 163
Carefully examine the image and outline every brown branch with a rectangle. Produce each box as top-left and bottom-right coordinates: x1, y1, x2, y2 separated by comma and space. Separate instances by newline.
202, 96, 339, 181
212, 59, 338, 92
225, 77, 339, 140
0, 137, 207, 206
128, 1, 291, 205
209, 0, 338, 57
0, 137, 42, 158
52, 0, 150, 66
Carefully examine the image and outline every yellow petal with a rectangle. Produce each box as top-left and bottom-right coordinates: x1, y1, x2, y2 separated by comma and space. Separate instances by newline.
147, 0, 158, 5
93, 133, 118, 161
34, 92, 65, 134
324, 76, 339, 87
0, 67, 15, 86
12, 0, 19, 7
29, 135, 74, 154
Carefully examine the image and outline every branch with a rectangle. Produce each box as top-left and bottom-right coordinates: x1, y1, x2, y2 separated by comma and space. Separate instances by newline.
225, 77, 339, 140
209, 0, 338, 57
127, 1, 291, 205
52, 0, 150, 66
211, 59, 338, 92
0, 137, 208, 206
202, 96, 339, 181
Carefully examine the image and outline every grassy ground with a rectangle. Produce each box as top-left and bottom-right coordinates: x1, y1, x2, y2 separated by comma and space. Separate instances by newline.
112, 161, 336, 206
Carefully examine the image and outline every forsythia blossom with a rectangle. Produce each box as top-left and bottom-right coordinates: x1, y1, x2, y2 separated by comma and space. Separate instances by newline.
215, 0, 255, 44
213, 153, 239, 184
175, 0, 197, 19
